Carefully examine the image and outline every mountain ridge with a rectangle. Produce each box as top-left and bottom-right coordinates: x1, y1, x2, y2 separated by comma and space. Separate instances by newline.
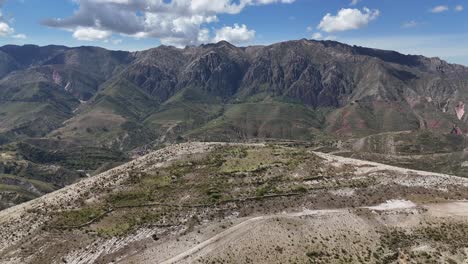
1, 38, 468, 209
3, 39, 465, 66
1, 142, 468, 263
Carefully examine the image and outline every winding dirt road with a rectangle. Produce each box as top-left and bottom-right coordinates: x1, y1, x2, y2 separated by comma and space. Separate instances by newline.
156, 201, 468, 264
158, 209, 343, 264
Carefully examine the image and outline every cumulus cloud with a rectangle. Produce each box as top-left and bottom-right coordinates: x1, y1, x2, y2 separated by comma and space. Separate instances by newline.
0, 1, 27, 39
311, 32, 323, 39
0, 21, 13, 36
430, 5, 449, 13
213, 24, 255, 45
349, 0, 360, 6
0, 1, 21, 38
310, 32, 336, 41
73, 27, 112, 41
317, 7, 379, 33
42, 0, 295, 46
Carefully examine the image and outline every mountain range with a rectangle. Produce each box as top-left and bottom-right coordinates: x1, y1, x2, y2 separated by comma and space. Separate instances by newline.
1, 39, 468, 209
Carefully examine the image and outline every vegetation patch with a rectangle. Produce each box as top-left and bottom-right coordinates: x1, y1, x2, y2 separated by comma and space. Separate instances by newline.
51, 207, 106, 228
107, 189, 152, 207
377, 221, 468, 263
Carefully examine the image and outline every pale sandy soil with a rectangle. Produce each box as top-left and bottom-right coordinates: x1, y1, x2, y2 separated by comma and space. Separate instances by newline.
122, 201, 468, 264
364, 200, 416, 211
313, 151, 468, 188
0, 143, 220, 253
123, 209, 357, 264
119, 151, 468, 264
424, 201, 468, 217
157, 209, 343, 264
1, 143, 468, 264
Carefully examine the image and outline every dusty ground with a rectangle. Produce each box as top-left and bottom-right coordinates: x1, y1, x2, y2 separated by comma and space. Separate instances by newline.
123, 201, 468, 264
0, 142, 468, 264
0, 143, 219, 257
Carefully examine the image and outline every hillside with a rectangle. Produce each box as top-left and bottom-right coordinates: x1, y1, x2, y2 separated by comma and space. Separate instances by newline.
1, 40, 468, 209
0, 142, 468, 263
1, 40, 468, 145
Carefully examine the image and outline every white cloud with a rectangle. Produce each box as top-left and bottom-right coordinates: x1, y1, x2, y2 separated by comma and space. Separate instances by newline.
0, 1, 28, 39
430, 5, 449, 13
455, 5, 463, 12
12, 33, 26, 39
0, 1, 25, 38
72, 27, 112, 41
197, 28, 210, 43
310, 32, 336, 41
92, 0, 130, 3
311, 32, 323, 39
213, 24, 255, 45
350, 0, 360, 6
43, 0, 295, 47
318, 7, 380, 33
0, 21, 13, 36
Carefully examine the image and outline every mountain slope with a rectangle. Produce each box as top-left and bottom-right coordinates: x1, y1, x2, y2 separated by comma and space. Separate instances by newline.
1, 143, 468, 263
50, 78, 159, 150
1, 40, 468, 210
1, 40, 467, 144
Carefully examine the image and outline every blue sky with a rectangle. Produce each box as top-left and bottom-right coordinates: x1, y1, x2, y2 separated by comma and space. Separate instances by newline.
0, 0, 467, 65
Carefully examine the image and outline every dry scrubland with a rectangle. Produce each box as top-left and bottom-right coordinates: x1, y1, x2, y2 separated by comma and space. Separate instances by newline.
0, 142, 468, 264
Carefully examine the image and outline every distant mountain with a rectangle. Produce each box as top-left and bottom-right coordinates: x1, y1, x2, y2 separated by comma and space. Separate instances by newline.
1, 39, 468, 208
1, 40, 467, 144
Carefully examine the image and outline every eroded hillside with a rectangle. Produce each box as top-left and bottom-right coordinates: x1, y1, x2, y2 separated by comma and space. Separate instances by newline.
1, 142, 468, 264
1, 40, 468, 210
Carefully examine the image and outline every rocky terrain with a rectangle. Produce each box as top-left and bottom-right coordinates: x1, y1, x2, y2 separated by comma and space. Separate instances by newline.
1, 39, 468, 209
0, 142, 468, 263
